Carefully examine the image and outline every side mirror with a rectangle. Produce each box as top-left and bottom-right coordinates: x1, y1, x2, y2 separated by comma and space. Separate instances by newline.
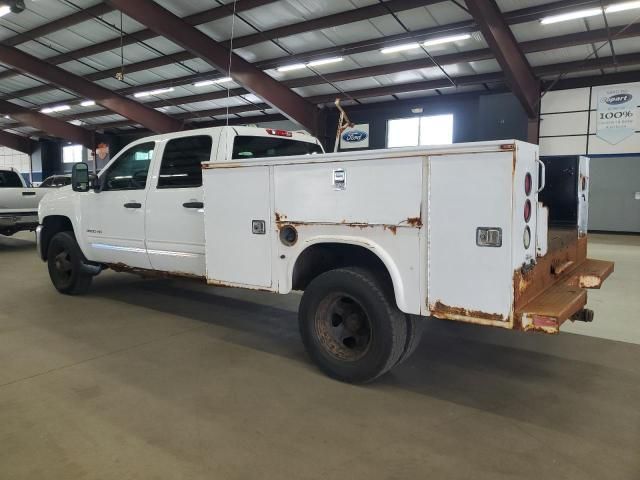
71, 162, 90, 192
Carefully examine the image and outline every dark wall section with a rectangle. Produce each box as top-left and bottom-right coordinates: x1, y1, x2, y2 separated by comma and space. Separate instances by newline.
31, 140, 62, 181
323, 91, 528, 152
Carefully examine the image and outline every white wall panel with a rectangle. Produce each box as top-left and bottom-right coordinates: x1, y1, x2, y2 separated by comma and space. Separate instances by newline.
540, 88, 590, 114
540, 111, 589, 137
588, 134, 640, 155
540, 82, 640, 156
539, 136, 587, 156
0, 147, 30, 173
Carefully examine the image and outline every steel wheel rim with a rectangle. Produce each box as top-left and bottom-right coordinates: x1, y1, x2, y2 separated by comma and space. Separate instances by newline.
314, 293, 372, 361
53, 247, 73, 282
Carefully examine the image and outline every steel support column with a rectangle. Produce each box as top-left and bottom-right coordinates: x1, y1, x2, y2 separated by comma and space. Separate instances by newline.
465, 0, 540, 118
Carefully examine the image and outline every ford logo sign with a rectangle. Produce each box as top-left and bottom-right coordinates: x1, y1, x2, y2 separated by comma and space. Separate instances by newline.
604, 93, 633, 105
342, 130, 368, 143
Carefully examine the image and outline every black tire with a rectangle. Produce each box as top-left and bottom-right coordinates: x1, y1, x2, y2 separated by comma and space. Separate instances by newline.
47, 231, 93, 295
395, 315, 425, 367
298, 267, 407, 383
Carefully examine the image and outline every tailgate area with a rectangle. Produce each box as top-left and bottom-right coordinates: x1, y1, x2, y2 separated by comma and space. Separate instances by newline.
515, 229, 614, 333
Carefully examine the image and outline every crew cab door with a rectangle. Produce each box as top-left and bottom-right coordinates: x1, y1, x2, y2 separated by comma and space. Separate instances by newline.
0, 170, 41, 212
144, 135, 211, 276
81, 141, 155, 269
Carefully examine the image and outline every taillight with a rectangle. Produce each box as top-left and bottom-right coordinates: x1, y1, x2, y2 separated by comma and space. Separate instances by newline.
523, 226, 531, 249
524, 199, 532, 222
266, 128, 292, 137
524, 173, 532, 196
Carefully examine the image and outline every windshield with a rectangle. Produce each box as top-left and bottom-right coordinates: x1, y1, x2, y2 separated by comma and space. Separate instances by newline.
232, 136, 323, 160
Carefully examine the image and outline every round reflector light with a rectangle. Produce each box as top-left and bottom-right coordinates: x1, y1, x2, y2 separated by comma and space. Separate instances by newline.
523, 226, 531, 249
524, 173, 532, 196
524, 199, 532, 223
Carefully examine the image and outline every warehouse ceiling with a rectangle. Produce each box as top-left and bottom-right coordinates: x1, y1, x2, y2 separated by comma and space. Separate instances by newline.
0, 0, 638, 140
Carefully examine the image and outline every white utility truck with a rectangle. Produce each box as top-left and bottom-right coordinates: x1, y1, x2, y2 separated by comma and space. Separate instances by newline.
37, 126, 613, 383
1, 167, 47, 237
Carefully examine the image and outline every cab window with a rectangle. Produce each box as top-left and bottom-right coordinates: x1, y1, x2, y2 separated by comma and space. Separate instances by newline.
232, 136, 323, 159
0, 170, 23, 188
39, 177, 54, 188
158, 136, 212, 188
102, 142, 155, 191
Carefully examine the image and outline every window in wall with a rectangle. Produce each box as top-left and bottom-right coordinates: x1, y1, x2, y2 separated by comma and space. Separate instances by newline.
62, 144, 84, 164
158, 135, 212, 188
387, 114, 454, 148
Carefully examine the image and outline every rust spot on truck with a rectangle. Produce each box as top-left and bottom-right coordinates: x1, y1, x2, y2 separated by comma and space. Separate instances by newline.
405, 216, 423, 228
275, 211, 287, 222
384, 225, 398, 235
107, 263, 205, 281
430, 301, 505, 323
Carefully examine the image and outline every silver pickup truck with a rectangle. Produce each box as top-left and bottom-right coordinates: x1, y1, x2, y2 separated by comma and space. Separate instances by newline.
0, 167, 47, 236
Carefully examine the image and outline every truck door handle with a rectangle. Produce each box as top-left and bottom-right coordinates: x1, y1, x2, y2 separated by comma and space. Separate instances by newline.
124, 202, 142, 209
22, 191, 36, 196
183, 202, 203, 209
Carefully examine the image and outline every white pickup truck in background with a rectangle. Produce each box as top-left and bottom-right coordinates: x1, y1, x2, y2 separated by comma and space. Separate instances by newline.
0, 167, 47, 237
36, 126, 613, 383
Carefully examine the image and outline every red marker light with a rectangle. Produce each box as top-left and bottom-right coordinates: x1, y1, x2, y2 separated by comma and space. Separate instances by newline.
524, 173, 532, 196
524, 199, 532, 223
266, 129, 293, 137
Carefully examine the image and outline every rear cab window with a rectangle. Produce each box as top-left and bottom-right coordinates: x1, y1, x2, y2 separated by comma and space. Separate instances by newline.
158, 135, 212, 188
232, 136, 323, 160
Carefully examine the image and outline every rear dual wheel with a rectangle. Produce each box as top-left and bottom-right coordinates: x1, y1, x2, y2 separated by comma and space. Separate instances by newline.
298, 267, 423, 383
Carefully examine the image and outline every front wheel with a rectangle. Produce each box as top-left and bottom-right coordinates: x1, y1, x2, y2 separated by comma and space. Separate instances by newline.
47, 231, 93, 295
298, 267, 407, 383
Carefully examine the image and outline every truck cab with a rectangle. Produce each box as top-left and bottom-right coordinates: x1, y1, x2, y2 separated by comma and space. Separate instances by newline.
37, 126, 323, 277
0, 167, 47, 236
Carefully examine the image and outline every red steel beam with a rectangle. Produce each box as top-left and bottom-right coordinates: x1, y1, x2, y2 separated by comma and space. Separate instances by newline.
106, 0, 319, 133
0, 130, 35, 154
2, 3, 114, 47
465, 0, 540, 118
0, 0, 440, 100
0, 45, 182, 134
0, 0, 274, 82
0, 100, 94, 148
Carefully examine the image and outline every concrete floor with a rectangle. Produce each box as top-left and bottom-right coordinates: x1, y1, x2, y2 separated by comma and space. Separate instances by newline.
1, 232, 639, 480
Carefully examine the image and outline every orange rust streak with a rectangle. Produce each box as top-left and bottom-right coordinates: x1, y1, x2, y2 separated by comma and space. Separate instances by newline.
405, 217, 423, 227
430, 301, 505, 322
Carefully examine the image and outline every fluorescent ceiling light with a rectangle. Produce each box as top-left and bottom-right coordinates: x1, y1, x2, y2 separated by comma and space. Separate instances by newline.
193, 77, 233, 87
134, 87, 174, 98
423, 33, 472, 46
380, 43, 421, 54
308, 57, 343, 67
41, 105, 71, 113
605, 1, 640, 13
277, 63, 307, 72
80, 100, 96, 107
0, 6, 11, 17
540, 8, 602, 24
